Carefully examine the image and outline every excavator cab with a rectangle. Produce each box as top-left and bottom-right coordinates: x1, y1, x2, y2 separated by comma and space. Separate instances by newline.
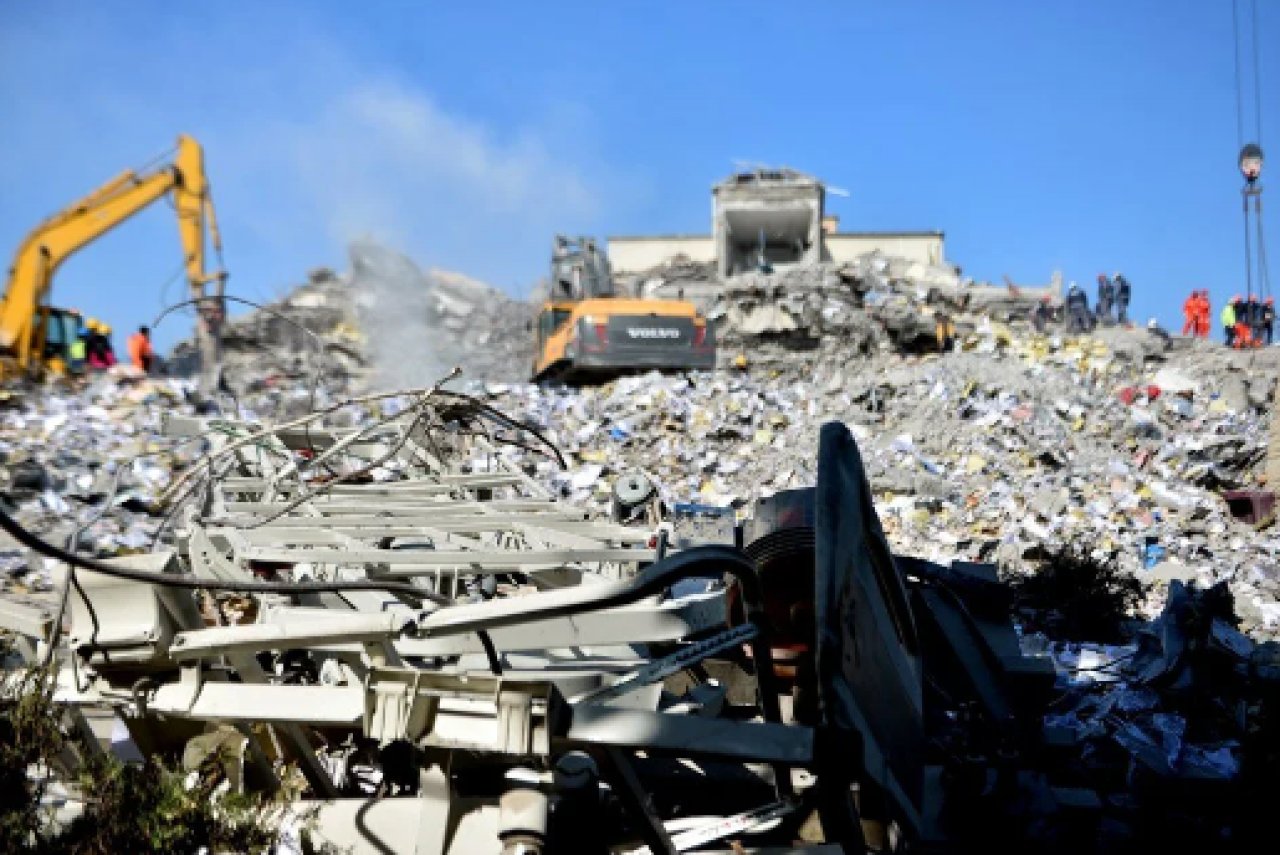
32, 306, 83, 377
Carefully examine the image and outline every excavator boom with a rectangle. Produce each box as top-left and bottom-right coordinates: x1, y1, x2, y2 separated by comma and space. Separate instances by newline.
0, 135, 225, 381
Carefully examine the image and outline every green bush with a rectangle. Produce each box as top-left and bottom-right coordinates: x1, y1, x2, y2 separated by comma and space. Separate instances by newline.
1, 660, 292, 854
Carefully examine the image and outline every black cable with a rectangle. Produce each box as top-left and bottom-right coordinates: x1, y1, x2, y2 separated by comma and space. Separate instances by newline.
1257, 195, 1272, 300
132, 143, 180, 179
1243, 190, 1255, 301
155, 260, 188, 321
1251, 0, 1263, 145
69, 572, 98, 691
434, 390, 566, 469
151, 294, 333, 471
42, 454, 139, 667
0, 499, 448, 603
1233, 0, 1246, 148
476, 630, 503, 676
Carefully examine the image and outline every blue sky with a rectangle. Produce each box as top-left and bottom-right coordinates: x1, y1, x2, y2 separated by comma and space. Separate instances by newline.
2, 1, 1277, 350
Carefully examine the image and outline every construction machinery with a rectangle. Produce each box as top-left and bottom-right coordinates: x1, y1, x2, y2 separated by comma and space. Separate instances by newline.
532, 235, 715, 382
0, 134, 226, 386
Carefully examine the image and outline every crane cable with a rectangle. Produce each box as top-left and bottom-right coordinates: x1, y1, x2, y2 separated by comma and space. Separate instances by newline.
1251, 0, 1271, 302
1232, 0, 1269, 302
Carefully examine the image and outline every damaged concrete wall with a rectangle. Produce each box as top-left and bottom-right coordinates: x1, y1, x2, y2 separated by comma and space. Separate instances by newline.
712, 167, 825, 277
825, 231, 945, 267
607, 235, 717, 277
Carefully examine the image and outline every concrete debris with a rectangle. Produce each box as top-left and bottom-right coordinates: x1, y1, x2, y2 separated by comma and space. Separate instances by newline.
0, 376, 199, 592
3, 240, 1280, 852
170, 265, 365, 394
485, 328, 1280, 639
629, 246, 1071, 353
170, 239, 535, 397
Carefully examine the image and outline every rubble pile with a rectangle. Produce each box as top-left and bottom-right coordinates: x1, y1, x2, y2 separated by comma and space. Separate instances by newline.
631, 249, 1069, 353
1021, 578, 1280, 844
0, 376, 196, 592
169, 267, 365, 393
492, 330, 1280, 637
2, 242, 1280, 851
169, 239, 535, 401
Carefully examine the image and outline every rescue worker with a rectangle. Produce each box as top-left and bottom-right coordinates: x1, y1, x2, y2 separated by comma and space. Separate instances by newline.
101, 323, 119, 365
86, 320, 114, 369
1263, 297, 1275, 346
1233, 297, 1254, 349
68, 316, 88, 375
1196, 290, 1212, 338
1222, 298, 1237, 346
1181, 291, 1198, 336
127, 325, 155, 373
1030, 295, 1052, 332
1248, 296, 1267, 345
1065, 282, 1090, 334
1242, 297, 1261, 348
1113, 272, 1132, 325
1096, 274, 1114, 325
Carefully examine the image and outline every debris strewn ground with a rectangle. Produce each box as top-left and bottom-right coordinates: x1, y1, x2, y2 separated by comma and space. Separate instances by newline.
4, 239, 1280, 852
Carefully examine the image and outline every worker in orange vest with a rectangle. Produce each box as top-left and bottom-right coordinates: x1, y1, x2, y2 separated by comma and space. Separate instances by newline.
1233, 298, 1254, 349
127, 325, 155, 373
1196, 290, 1213, 338
1181, 292, 1197, 336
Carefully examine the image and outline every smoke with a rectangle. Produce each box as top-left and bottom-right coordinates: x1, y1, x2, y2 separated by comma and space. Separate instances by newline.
350, 239, 459, 391
348, 238, 535, 390
262, 80, 608, 292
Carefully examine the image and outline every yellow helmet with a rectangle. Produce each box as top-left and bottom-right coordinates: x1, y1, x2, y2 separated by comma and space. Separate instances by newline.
100, 324, 112, 335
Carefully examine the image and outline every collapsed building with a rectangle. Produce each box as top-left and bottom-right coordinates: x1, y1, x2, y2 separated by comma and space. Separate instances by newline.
601, 167, 1064, 353
609, 167, 946, 282
712, 168, 826, 276
2, 169, 1278, 850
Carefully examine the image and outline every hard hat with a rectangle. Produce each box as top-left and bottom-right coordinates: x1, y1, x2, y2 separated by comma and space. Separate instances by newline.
87, 318, 100, 330
101, 324, 112, 334
1147, 318, 1158, 329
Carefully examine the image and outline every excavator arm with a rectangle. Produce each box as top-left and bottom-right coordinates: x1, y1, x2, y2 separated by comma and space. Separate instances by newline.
0, 135, 225, 379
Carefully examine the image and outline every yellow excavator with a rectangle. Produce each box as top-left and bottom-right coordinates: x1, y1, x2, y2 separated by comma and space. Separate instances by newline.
532, 235, 716, 382
0, 134, 226, 382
